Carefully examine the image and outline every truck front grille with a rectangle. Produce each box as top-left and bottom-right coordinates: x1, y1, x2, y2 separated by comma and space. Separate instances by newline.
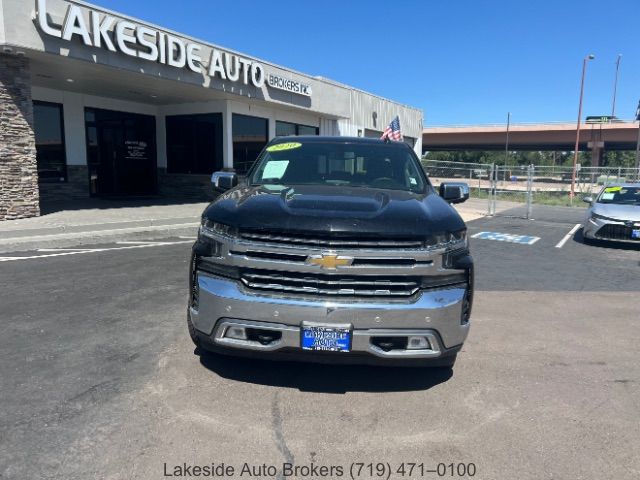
240, 269, 420, 297
238, 229, 424, 249
595, 224, 639, 241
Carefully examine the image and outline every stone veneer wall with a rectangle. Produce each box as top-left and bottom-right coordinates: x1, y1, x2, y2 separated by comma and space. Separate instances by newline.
157, 169, 218, 201
0, 54, 40, 220
38, 165, 90, 203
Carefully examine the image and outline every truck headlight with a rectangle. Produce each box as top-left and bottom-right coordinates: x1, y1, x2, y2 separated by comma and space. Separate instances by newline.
193, 235, 222, 257
425, 229, 467, 250
450, 229, 467, 248
201, 219, 238, 238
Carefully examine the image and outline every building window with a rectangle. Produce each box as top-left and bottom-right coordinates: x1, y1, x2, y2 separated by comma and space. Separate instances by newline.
33, 101, 66, 182
166, 113, 223, 174
275, 121, 296, 137
364, 128, 382, 138
233, 114, 268, 175
276, 120, 319, 137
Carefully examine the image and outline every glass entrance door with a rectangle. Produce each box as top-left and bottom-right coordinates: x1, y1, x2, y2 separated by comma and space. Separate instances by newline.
85, 108, 157, 196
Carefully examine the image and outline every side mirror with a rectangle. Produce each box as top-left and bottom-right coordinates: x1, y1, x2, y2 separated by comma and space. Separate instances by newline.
582, 196, 594, 204
211, 171, 238, 192
439, 182, 470, 204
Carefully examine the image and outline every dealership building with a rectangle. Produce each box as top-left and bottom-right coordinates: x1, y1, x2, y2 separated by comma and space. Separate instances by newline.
0, 0, 423, 221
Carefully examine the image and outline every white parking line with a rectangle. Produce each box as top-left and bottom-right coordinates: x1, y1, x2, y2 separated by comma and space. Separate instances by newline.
0, 240, 192, 262
37, 247, 98, 252
555, 223, 581, 249
115, 240, 175, 245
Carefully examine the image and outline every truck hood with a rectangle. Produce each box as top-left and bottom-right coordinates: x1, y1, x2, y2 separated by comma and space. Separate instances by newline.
202, 184, 465, 236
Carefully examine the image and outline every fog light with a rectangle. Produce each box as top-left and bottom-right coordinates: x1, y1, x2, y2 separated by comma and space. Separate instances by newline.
225, 326, 247, 340
407, 336, 431, 350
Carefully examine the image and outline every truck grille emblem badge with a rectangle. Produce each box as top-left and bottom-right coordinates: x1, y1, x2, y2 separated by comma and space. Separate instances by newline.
306, 254, 353, 269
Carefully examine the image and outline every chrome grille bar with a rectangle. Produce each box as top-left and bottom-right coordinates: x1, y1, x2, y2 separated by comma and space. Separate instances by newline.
230, 250, 429, 269
239, 230, 424, 249
243, 272, 418, 287
240, 270, 420, 297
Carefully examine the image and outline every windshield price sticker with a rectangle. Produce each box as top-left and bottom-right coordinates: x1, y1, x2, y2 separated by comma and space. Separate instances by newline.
266, 142, 302, 152
604, 186, 622, 193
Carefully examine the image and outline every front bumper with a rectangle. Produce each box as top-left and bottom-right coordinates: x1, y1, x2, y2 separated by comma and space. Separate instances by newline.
583, 217, 640, 243
189, 273, 470, 365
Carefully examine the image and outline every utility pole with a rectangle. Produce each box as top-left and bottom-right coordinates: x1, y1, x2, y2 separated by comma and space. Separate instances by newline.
571, 54, 595, 203
504, 112, 511, 182
611, 54, 622, 117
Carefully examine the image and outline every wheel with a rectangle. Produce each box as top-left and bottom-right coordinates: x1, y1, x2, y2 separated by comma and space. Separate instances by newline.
187, 313, 200, 347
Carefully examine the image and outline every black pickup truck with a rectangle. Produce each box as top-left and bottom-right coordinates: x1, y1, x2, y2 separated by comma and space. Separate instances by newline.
188, 136, 473, 367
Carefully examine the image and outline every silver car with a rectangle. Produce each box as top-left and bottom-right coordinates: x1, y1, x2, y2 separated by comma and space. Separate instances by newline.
582, 183, 640, 243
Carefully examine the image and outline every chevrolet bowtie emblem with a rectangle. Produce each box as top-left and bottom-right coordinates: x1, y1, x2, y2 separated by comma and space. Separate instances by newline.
306, 254, 353, 269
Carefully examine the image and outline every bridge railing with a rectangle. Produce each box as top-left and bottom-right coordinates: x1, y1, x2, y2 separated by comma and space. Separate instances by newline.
423, 119, 638, 129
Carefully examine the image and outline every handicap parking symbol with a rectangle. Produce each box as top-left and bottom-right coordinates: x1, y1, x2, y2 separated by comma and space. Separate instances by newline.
471, 231, 540, 245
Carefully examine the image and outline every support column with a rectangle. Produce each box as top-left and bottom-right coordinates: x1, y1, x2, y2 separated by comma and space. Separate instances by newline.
222, 102, 234, 170
588, 141, 604, 167
0, 53, 40, 220
268, 111, 276, 140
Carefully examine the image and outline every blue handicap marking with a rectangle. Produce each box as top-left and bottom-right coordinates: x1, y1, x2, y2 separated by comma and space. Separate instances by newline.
471, 231, 540, 245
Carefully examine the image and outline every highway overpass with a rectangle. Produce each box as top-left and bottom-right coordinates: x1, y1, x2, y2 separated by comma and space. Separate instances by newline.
422, 121, 639, 165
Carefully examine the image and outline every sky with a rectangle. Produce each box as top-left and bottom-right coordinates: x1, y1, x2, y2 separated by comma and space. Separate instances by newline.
96, 0, 640, 126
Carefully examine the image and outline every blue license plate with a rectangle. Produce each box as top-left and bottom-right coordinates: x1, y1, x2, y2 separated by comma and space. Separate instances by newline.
632, 229, 640, 239
301, 324, 351, 352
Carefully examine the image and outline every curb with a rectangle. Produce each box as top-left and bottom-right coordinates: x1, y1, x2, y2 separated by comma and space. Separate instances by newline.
0, 222, 199, 253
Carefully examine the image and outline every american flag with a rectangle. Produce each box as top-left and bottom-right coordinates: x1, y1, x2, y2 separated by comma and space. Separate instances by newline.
380, 116, 403, 141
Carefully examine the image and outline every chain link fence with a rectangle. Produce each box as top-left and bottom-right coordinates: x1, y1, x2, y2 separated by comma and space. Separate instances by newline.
421, 159, 493, 218
422, 159, 640, 219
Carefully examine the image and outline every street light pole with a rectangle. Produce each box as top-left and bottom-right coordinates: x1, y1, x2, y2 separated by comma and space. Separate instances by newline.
611, 54, 622, 117
570, 54, 595, 203
634, 100, 640, 181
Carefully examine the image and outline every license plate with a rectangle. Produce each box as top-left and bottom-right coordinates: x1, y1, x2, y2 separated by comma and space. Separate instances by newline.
632, 229, 640, 239
301, 324, 351, 352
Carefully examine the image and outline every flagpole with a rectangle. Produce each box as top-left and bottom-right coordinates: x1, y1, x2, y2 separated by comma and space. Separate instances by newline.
635, 121, 640, 181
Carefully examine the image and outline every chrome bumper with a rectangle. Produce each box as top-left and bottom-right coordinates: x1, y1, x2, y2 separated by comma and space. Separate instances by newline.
190, 273, 470, 359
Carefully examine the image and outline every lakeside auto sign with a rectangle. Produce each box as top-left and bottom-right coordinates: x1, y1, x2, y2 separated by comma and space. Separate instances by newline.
34, 0, 311, 96
34, 0, 264, 87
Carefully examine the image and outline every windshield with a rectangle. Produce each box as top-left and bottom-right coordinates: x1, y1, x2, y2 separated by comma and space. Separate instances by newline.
597, 186, 640, 205
248, 141, 428, 193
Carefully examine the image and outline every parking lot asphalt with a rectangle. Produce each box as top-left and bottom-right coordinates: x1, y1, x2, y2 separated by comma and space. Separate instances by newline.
1, 208, 639, 480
